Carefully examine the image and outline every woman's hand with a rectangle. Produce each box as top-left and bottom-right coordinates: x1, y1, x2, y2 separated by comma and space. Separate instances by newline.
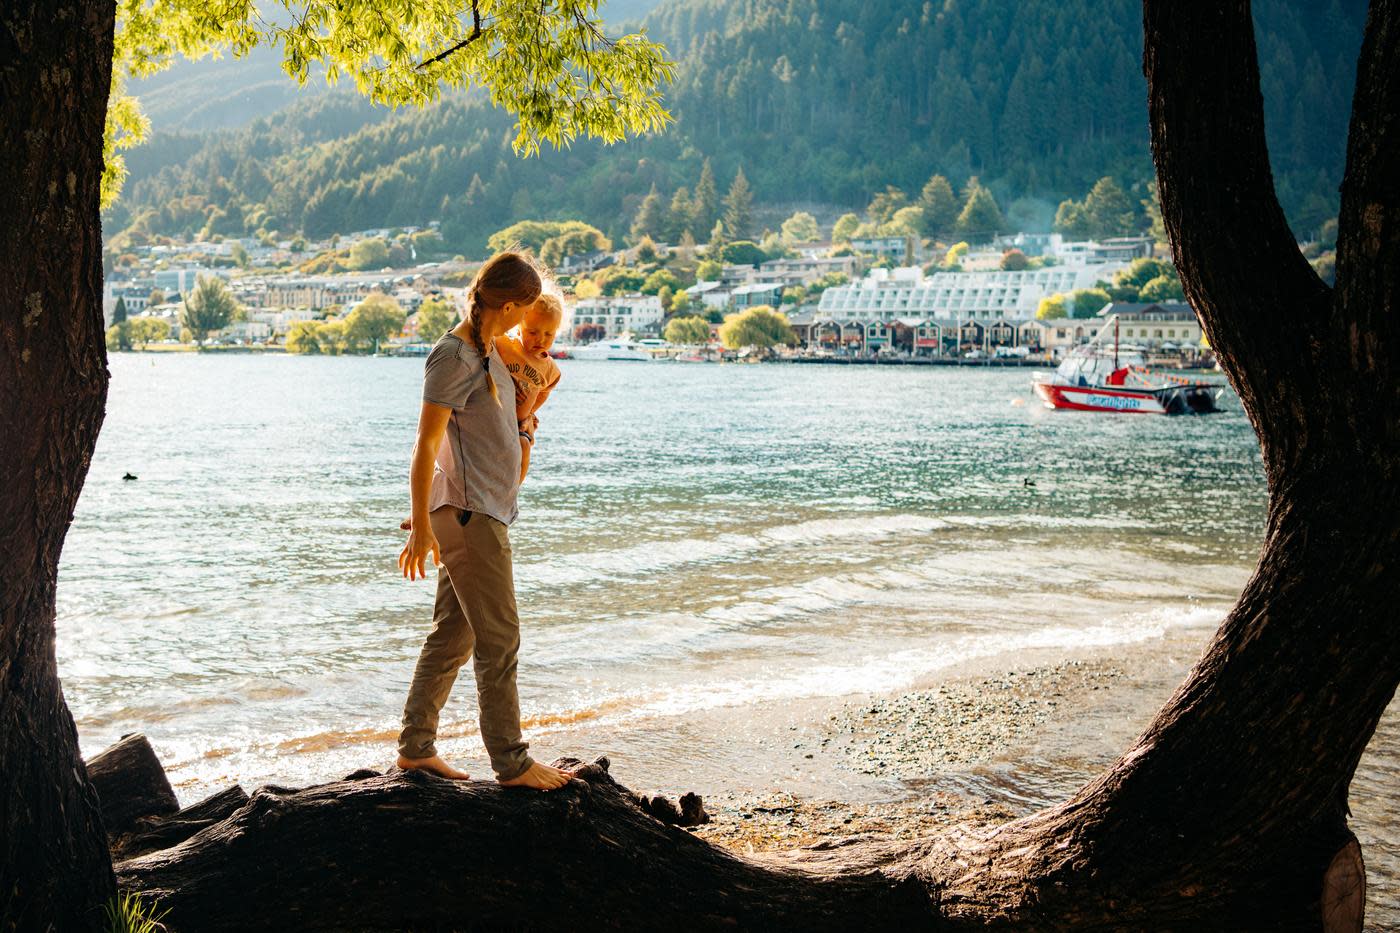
398, 526, 441, 581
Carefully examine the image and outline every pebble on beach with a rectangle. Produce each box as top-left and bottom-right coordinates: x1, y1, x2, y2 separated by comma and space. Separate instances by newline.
693, 659, 1126, 854
826, 660, 1126, 778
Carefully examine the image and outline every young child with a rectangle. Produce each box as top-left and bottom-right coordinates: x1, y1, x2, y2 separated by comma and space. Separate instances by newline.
495, 293, 563, 481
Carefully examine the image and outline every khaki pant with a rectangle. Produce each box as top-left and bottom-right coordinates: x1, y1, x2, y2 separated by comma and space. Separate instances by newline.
398, 506, 532, 780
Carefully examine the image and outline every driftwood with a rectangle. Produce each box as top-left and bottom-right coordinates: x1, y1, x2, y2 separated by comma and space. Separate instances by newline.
87, 733, 179, 837
115, 756, 918, 932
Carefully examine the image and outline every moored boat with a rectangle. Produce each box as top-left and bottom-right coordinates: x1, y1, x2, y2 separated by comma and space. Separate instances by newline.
567, 338, 655, 361
1032, 316, 1223, 415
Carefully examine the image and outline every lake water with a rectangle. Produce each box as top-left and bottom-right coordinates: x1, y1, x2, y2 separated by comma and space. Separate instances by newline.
57, 354, 1394, 920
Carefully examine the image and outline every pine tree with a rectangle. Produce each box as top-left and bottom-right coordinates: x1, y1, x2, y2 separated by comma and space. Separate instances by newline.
917, 174, 960, 240
693, 158, 719, 234
180, 275, 238, 346
112, 296, 128, 325
708, 219, 728, 255
667, 186, 694, 241
955, 181, 1006, 244
722, 167, 753, 240
630, 184, 667, 243
1082, 176, 1138, 238
1053, 199, 1094, 239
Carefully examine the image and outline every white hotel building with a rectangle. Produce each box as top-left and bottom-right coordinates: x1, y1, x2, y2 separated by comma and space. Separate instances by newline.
570, 294, 664, 339
816, 264, 1123, 323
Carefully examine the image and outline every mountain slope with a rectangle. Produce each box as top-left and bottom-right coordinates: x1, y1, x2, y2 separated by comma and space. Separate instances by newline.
108, 0, 1366, 251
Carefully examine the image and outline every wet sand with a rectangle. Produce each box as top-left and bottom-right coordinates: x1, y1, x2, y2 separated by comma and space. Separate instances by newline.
677, 643, 1398, 930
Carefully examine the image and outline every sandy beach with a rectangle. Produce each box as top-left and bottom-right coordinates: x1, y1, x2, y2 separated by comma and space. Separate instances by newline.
681, 641, 1399, 930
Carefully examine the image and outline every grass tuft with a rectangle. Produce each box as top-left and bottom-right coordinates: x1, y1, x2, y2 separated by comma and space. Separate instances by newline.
104, 891, 169, 933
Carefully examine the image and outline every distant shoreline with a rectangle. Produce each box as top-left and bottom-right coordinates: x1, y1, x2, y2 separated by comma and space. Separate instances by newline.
107, 347, 1223, 372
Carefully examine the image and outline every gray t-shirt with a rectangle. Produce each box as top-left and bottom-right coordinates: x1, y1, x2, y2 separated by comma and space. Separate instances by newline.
422, 333, 522, 525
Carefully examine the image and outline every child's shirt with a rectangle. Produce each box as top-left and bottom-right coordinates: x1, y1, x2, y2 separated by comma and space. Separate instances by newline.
496, 335, 561, 425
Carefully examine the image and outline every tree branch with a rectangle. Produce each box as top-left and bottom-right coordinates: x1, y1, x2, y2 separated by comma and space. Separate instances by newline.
1334, 0, 1400, 389
416, 1, 483, 71
1142, 1, 1331, 447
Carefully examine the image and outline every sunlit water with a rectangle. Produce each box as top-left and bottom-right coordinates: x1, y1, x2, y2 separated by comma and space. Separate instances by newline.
58, 355, 1394, 922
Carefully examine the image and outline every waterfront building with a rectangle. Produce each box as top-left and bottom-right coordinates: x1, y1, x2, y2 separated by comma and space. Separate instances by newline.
248, 308, 318, 337
570, 294, 664, 339
817, 265, 1122, 323
1097, 302, 1203, 349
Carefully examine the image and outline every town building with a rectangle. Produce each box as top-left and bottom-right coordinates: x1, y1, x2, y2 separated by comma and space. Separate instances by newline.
248, 308, 318, 337
729, 283, 783, 310
755, 255, 861, 287
685, 280, 731, 310
558, 250, 614, 275
1097, 302, 1203, 349
154, 266, 224, 296
816, 265, 1123, 323
570, 294, 664, 338
103, 282, 151, 326
849, 235, 922, 264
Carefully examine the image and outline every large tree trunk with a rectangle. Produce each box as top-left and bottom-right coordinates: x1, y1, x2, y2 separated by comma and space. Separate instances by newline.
914, 2, 1400, 926
116, 758, 931, 931
0, 0, 119, 928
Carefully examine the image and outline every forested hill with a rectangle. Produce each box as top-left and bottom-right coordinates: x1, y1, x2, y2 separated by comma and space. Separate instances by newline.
107, 0, 1366, 252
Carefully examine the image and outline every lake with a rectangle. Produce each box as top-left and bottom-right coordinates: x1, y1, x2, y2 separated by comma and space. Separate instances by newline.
55, 354, 1395, 922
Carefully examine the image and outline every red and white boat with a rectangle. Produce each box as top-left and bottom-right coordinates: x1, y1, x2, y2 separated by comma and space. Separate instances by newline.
1032, 317, 1223, 415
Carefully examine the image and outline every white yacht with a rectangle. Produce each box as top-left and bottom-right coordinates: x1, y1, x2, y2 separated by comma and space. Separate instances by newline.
567, 338, 655, 361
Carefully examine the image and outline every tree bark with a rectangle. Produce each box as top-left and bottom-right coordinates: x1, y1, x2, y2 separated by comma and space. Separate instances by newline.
0, 0, 119, 929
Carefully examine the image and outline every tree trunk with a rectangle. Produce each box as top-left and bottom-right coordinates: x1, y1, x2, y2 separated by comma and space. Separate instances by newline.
913, 2, 1400, 926
0, 0, 119, 928
117, 758, 930, 932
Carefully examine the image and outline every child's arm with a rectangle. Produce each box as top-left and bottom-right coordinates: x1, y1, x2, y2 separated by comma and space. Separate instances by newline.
516, 366, 558, 485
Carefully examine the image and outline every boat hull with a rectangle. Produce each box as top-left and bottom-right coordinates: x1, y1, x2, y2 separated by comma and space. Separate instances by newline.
567, 347, 653, 361
1033, 380, 1221, 415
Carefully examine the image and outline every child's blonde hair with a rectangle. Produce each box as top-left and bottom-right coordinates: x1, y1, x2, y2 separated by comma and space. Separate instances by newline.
532, 292, 564, 319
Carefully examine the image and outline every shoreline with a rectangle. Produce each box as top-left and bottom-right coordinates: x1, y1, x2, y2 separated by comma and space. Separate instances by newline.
678, 639, 1398, 927
687, 650, 1172, 853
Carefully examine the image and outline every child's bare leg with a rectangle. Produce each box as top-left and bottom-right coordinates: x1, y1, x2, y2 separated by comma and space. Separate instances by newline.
518, 435, 532, 482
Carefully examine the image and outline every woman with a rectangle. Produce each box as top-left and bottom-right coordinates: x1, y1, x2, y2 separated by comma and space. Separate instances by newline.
395, 251, 572, 791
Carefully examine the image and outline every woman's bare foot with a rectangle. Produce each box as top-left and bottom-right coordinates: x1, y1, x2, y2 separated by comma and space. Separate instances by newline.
498, 761, 572, 791
396, 753, 470, 780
